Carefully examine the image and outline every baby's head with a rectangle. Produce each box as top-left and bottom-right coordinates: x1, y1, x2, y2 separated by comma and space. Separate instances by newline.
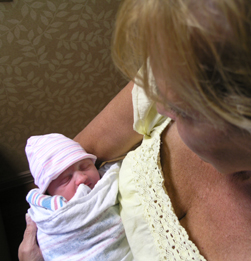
25, 134, 100, 200
47, 158, 100, 200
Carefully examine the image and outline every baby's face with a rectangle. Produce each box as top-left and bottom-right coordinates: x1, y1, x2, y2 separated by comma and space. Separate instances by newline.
47, 159, 100, 201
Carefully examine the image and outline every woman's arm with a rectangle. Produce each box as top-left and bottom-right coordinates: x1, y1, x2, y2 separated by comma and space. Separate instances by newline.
18, 214, 44, 261
74, 80, 143, 163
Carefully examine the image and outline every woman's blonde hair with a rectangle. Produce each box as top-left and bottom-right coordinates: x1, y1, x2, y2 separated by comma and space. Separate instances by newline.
112, 0, 251, 130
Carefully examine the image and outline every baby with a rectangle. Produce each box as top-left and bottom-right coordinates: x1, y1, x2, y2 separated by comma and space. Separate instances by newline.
25, 133, 133, 261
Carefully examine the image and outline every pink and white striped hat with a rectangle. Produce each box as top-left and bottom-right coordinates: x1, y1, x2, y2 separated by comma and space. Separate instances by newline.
25, 133, 97, 193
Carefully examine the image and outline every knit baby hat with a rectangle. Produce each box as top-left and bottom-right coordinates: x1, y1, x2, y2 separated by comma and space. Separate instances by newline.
25, 133, 97, 193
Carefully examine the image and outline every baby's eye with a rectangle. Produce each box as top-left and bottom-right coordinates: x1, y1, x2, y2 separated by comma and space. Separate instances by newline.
79, 164, 90, 171
60, 175, 72, 185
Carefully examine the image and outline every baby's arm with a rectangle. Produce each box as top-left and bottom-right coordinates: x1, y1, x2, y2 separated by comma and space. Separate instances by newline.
27, 189, 67, 211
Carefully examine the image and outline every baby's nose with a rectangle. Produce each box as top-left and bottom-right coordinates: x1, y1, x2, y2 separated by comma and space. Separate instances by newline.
75, 172, 88, 186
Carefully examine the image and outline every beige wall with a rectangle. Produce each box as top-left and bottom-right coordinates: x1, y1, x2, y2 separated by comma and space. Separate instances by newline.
0, 0, 127, 180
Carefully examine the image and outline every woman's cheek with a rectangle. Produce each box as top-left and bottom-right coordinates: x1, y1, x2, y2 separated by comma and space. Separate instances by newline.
176, 118, 207, 160
156, 103, 177, 120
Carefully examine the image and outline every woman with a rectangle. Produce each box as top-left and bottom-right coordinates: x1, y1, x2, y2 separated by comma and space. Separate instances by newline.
19, 0, 251, 260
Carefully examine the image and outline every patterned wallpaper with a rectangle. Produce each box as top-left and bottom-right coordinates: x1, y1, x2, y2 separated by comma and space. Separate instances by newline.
0, 0, 127, 179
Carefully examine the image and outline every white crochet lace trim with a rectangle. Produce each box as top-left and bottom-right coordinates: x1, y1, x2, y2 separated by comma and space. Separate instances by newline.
131, 120, 207, 261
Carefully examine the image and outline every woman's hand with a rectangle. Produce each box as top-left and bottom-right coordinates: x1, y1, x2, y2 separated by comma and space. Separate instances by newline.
18, 214, 44, 261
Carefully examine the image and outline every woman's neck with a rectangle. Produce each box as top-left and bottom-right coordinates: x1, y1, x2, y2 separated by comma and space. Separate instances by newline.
161, 122, 251, 261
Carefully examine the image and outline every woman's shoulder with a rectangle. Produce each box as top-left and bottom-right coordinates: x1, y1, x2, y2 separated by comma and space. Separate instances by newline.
132, 82, 168, 136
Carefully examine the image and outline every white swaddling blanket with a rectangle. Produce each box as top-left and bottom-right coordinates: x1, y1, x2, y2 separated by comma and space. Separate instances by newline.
27, 162, 133, 261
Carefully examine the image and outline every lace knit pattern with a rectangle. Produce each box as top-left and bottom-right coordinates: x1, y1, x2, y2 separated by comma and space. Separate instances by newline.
131, 119, 207, 261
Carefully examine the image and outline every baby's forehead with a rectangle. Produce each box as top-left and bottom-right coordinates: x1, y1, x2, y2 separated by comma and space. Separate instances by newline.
65, 158, 94, 169
76, 158, 94, 164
